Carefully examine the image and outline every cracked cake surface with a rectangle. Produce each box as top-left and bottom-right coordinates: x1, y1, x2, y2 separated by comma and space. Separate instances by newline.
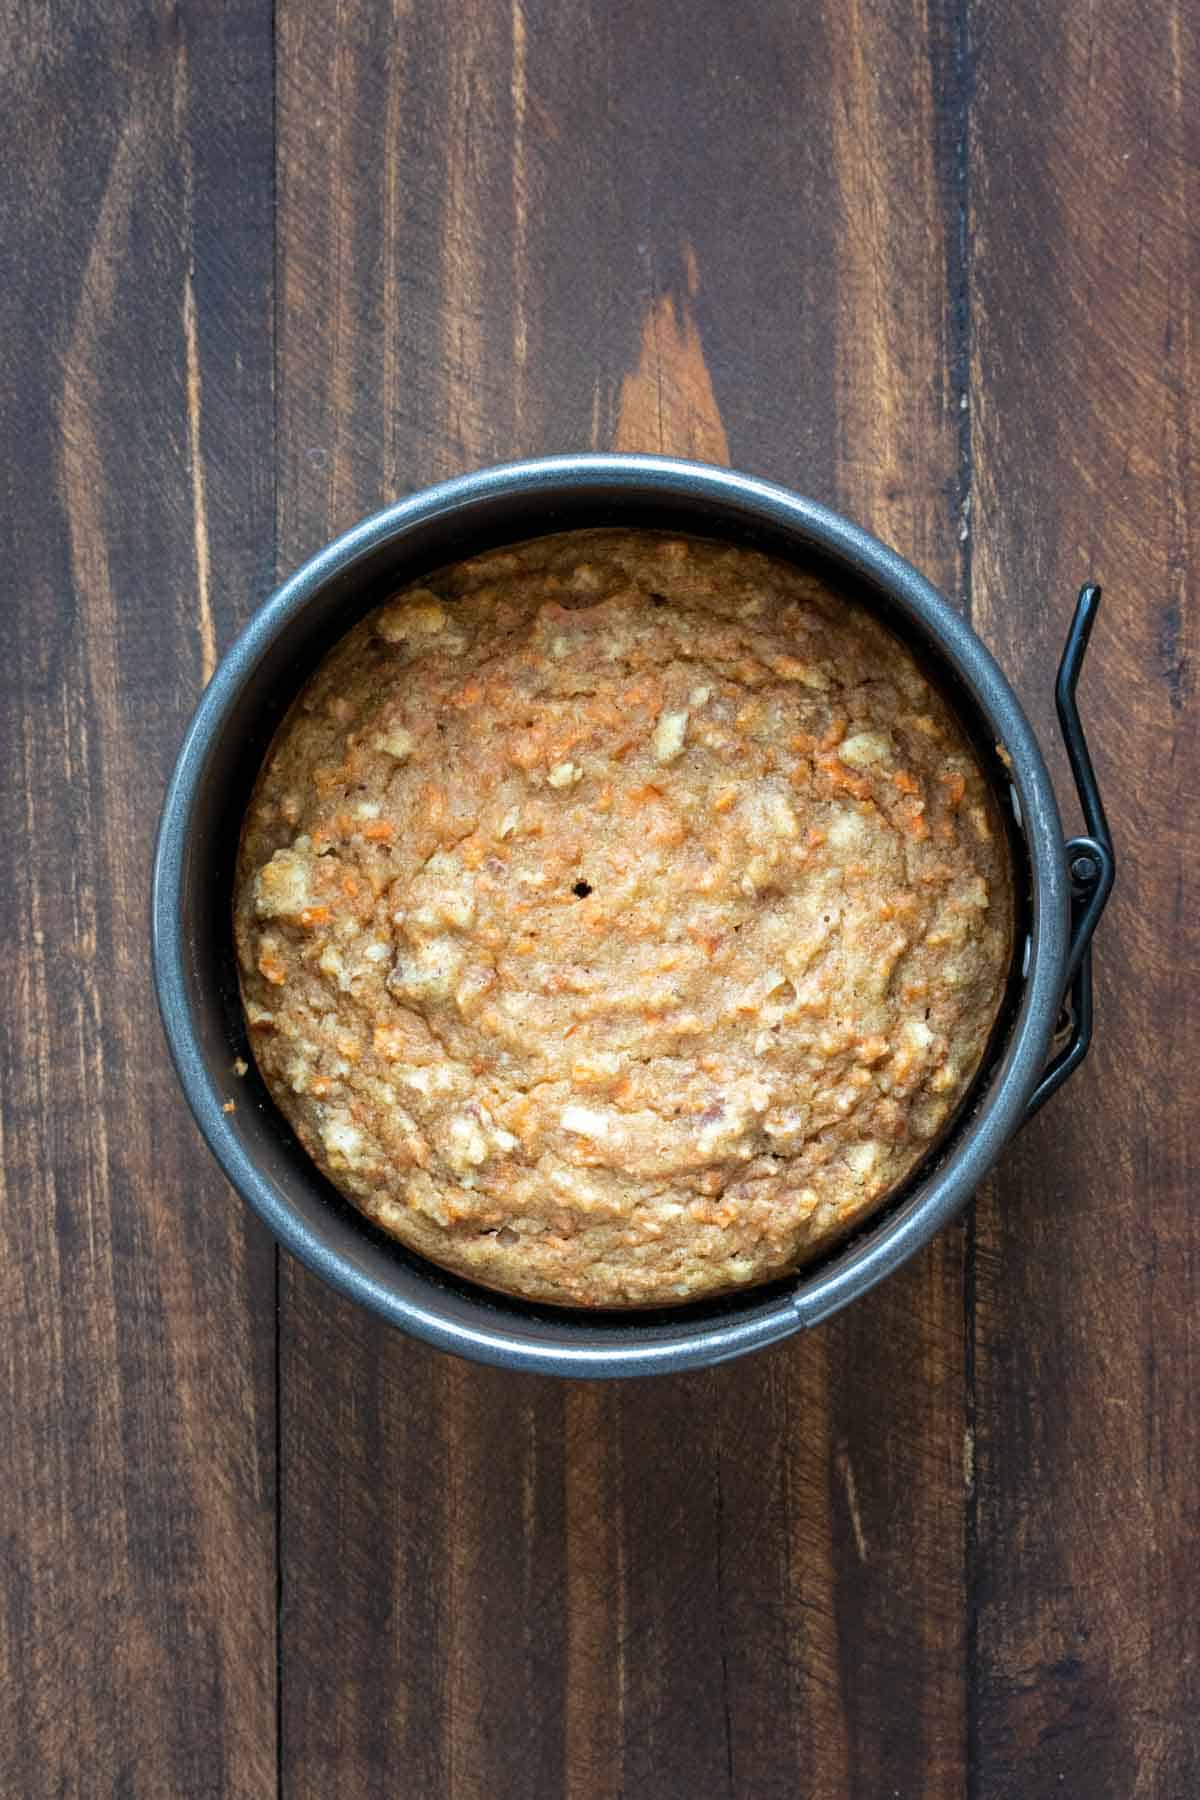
235, 529, 1013, 1306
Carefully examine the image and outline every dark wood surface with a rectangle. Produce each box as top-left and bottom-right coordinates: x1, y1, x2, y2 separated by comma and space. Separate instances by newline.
1, 2, 1194, 1795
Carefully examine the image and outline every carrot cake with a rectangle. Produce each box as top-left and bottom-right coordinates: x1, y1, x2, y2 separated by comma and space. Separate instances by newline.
235, 530, 1013, 1306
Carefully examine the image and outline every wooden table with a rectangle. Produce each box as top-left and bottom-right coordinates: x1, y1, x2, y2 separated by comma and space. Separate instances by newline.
3, 3, 1196, 1794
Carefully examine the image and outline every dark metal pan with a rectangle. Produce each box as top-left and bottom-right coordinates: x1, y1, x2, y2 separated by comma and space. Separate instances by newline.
152, 457, 1113, 1376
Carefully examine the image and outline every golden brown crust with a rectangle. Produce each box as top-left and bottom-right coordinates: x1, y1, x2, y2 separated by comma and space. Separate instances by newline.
235, 531, 1013, 1306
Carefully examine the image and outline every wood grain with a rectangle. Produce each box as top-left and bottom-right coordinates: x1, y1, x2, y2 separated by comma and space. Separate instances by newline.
5, 2, 1197, 1794
275, 2, 971, 1794
0, 4, 277, 1794
968, 3, 1200, 1794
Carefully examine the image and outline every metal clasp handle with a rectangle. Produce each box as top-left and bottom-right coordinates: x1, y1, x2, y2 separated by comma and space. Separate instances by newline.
1023, 585, 1116, 1121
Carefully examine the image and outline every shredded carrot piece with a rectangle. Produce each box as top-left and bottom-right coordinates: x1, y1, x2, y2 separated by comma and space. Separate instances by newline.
458, 834, 491, 869
686, 921, 722, 956
940, 771, 967, 809
621, 782, 664, 812
508, 733, 545, 770
817, 755, 872, 800
361, 819, 395, 843
546, 726, 586, 761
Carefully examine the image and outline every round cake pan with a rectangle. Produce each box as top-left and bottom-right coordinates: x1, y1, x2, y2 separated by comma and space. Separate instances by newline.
152, 455, 1114, 1378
